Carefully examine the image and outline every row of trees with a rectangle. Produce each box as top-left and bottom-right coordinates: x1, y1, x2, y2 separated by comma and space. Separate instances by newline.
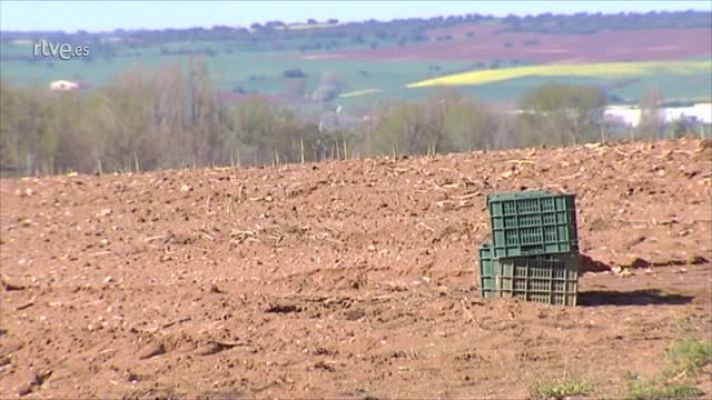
503, 10, 710, 34
0, 60, 363, 175
0, 62, 688, 176
368, 84, 622, 156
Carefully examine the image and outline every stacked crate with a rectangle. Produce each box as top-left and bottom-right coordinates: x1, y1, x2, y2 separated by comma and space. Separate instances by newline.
478, 191, 581, 306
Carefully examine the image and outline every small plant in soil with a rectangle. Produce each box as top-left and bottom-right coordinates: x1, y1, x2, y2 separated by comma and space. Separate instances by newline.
626, 339, 711, 400
529, 376, 593, 400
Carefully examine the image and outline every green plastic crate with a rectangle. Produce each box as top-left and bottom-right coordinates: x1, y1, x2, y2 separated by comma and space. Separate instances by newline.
487, 190, 578, 258
494, 252, 580, 306
478, 242, 497, 298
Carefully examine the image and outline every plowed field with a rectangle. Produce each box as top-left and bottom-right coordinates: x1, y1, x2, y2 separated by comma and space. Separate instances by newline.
311, 25, 712, 62
1, 138, 711, 399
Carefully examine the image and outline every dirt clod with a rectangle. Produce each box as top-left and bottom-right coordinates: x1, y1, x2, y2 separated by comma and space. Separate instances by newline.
689, 255, 709, 265
265, 304, 301, 314
630, 257, 651, 269
137, 342, 166, 360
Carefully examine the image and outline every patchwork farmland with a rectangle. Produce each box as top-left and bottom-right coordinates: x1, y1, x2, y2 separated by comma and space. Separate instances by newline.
2, 17, 711, 106
319, 25, 712, 63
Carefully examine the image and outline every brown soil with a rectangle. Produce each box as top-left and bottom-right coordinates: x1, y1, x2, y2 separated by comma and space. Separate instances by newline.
1, 138, 711, 399
306, 25, 711, 63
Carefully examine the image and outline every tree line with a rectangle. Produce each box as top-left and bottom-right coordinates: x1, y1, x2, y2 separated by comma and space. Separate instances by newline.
0, 61, 684, 176
2, 10, 709, 61
502, 10, 710, 34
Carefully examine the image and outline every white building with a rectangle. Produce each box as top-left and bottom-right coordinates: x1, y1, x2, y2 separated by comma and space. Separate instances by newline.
49, 80, 80, 91
604, 106, 643, 127
663, 103, 712, 125
604, 103, 711, 127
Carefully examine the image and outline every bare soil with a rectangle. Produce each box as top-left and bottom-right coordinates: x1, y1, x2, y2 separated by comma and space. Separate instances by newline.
308, 25, 711, 63
1, 138, 711, 399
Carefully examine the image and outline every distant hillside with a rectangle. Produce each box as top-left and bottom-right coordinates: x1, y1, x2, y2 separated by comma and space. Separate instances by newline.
309, 25, 711, 62
1, 10, 710, 107
2, 10, 709, 59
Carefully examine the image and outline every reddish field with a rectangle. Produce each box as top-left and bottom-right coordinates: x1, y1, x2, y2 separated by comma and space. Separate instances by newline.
1, 138, 711, 399
305, 25, 712, 63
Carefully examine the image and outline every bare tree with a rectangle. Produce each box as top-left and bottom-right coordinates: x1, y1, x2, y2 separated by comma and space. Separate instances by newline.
638, 87, 664, 139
